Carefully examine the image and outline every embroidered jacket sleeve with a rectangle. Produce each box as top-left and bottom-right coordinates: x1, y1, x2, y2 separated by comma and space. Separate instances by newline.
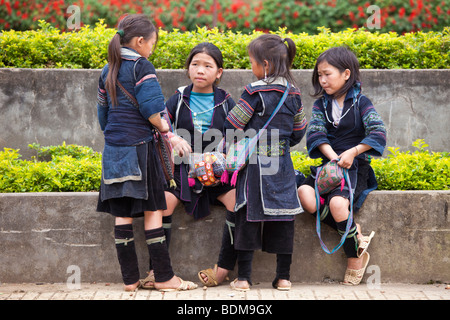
134, 59, 165, 120
224, 89, 255, 131
306, 97, 387, 159
306, 99, 329, 159
290, 93, 307, 146
358, 96, 387, 156
96, 67, 109, 131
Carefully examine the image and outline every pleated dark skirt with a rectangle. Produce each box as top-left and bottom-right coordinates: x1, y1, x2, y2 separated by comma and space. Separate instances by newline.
96, 140, 167, 218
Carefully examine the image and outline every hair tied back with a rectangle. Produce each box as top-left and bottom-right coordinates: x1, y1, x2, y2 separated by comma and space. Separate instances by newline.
116, 30, 124, 38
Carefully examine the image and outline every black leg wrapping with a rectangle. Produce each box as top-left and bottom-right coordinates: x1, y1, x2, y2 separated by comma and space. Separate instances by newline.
237, 250, 254, 285
145, 227, 175, 283
272, 254, 292, 288
114, 224, 140, 285
217, 210, 237, 271
336, 219, 358, 258
318, 205, 338, 230
162, 215, 173, 248
149, 216, 173, 271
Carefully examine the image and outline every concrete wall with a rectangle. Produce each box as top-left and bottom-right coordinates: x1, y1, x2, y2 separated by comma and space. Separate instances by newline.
0, 191, 449, 284
1, 68, 449, 159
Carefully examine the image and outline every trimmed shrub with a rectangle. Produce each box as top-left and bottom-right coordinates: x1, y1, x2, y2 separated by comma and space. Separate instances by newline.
1, 21, 449, 69
0, 140, 448, 193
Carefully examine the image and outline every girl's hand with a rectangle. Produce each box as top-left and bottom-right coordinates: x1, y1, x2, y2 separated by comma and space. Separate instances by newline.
170, 135, 192, 157
158, 118, 170, 133
149, 114, 170, 133
337, 147, 358, 169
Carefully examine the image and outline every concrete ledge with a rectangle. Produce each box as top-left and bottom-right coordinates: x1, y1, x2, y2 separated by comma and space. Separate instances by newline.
0, 191, 449, 284
1, 68, 450, 158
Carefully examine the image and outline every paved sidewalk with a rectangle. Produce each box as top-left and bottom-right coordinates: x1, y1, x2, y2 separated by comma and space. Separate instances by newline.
1, 282, 448, 300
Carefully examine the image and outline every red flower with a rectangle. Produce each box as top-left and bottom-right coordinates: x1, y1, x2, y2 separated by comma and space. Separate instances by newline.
293, 11, 299, 19
399, 7, 405, 18
5, 1, 12, 15
349, 11, 355, 21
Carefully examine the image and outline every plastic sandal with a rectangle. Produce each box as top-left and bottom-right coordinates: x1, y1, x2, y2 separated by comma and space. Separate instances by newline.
342, 251, 370, 286
140, 271, 155, 290
198, 264, 219, 287
272, 278, 292, 291
158, 277, 198, 292
230, 278, 250, 292
357, 231, 375, 258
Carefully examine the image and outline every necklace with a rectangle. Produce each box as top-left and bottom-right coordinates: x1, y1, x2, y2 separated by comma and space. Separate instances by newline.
183, 100, 225, 131
324, 99, 355, 128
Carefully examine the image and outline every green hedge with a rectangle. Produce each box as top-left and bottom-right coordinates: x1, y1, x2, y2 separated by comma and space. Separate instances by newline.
0, 143, 101, 192
0, 20, 449, 69
0, 140, 448, 193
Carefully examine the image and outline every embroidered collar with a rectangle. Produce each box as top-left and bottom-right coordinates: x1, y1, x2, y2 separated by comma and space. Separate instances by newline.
121, 47, 142, 61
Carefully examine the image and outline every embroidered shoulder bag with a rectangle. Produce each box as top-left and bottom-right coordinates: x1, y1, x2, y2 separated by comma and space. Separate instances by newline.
314, 159, 354, 254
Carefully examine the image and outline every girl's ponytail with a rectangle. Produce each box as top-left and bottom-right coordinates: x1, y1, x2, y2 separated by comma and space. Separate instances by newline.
104, 14, 158, 107
283, 37, 296, 68
105, 32, 122, 107
248, 34, 297, 87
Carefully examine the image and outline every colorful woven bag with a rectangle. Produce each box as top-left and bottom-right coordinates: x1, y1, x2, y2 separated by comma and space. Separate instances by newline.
314, 159, 354, 254
188, 152, 226, 187
316, 159, 345, 195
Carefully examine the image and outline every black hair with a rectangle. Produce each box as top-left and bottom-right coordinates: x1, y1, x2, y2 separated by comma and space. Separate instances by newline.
247, 34, 297, 86
185, 42, 224, 85
105, 14, 158, 106
311, 46, 361, 99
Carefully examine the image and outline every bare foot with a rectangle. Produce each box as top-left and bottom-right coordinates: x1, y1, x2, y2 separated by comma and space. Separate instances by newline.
275, 279, 291, 289
230, 279, 250, 291
124, 280, 140, 292
199, 266, 229, 285
154, 275, 197, 291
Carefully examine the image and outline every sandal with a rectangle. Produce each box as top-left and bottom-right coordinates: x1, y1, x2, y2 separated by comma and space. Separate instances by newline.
198, 264, 229, 287
357, 231, 375, 258
158, 277, 198, 292
342, 251, 370, 286
272, 278, 291, 291
140, 271, 155, 290
230, 278, 250, 292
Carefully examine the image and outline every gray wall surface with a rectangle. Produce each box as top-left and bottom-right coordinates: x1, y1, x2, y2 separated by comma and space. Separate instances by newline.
1, 68, 449, 158
0, 191, 449, 284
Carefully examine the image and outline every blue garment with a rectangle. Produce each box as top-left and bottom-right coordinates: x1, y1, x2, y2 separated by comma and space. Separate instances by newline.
102, 144, 142, 185
97, 47, 166, 147
189, 91, 214, 133
96, 47, 166, 202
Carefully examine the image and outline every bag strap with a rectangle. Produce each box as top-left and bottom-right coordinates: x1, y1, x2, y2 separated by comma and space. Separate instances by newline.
314, 165, 354, 254
117, 80, 139, 108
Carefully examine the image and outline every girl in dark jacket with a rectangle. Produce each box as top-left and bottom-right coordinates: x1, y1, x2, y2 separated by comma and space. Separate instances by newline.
298, 46, 387, 285
224, 34, 307, 291
147, 43, 238, 289
96, 14, 196, 292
